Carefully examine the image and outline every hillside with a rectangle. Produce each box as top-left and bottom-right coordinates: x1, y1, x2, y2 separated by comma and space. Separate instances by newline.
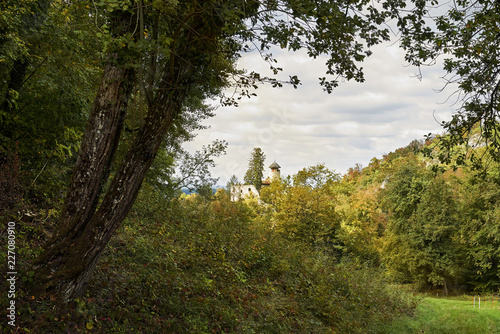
2, 130, 500, 332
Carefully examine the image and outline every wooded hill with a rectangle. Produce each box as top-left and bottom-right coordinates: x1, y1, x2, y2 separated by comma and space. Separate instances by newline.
337, 128, 500, 294
2, 127, 499, 332
2, 0, 500, 332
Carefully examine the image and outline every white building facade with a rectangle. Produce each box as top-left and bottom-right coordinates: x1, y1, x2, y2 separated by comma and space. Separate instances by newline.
230, 184, 259, 201
230, 161, 281, 201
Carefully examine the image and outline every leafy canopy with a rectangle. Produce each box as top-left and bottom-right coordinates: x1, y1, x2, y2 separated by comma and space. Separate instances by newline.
388, 0, 500, 167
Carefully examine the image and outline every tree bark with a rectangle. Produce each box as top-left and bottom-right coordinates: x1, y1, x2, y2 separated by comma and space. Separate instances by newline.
443, 278, 449, 296
33, 2, 223, 301
32, 59, 135, 295
35, 88, 183, 300
32, 8, 137, 298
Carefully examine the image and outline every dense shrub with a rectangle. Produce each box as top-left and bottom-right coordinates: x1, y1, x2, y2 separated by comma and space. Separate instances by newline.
6, 189, 416, 333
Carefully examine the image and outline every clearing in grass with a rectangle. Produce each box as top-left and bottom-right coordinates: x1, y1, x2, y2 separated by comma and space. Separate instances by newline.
376, 297, 500, 334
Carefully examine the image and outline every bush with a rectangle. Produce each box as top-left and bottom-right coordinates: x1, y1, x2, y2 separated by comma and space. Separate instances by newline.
9, 191, 416, 333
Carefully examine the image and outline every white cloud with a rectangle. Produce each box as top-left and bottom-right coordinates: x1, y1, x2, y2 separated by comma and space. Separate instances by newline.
183, 39, 456, 185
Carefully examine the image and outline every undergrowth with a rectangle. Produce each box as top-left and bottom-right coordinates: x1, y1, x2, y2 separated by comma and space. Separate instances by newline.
2, 192, 416, 333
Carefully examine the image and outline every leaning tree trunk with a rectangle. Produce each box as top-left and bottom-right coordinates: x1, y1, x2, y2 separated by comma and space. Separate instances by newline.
32, 59, 135, 297
51, 9, 136, 240
34, 81, 185, 300
33, 2, 223, 301
32, 8, 137, 298
53, 61, 134, 238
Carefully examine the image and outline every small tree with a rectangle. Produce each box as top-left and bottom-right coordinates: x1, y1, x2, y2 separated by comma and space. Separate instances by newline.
293, 164, 340, 189
227, 175, 239, 191
244, 148, 266, 192
227, 174, 240, 200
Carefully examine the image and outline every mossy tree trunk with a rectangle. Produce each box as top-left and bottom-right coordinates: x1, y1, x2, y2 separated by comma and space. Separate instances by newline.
33, 81, 184, 300
32, 2, 225, 301
32, 8, 138, 300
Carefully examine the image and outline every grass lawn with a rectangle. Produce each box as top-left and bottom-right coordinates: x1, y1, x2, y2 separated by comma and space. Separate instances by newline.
374, 296, 500, 334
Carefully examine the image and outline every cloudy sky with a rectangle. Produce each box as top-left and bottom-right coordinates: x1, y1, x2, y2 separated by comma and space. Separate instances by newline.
183, 38, 456, 185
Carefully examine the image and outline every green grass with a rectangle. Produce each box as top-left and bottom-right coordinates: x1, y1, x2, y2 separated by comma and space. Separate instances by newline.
376, 297, 500, 334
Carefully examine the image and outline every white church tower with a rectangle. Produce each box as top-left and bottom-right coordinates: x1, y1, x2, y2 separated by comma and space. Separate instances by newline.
269, 161, 281, 181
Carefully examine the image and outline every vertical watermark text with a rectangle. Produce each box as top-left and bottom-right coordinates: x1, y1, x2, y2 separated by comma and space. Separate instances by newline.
6, 221, 17, 327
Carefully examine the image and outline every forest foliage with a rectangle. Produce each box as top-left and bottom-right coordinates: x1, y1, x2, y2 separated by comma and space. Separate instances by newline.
1, 0, 399, 301
3, 127, 500, 332
2, 166, 419, 333
1, 0, 500, 332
